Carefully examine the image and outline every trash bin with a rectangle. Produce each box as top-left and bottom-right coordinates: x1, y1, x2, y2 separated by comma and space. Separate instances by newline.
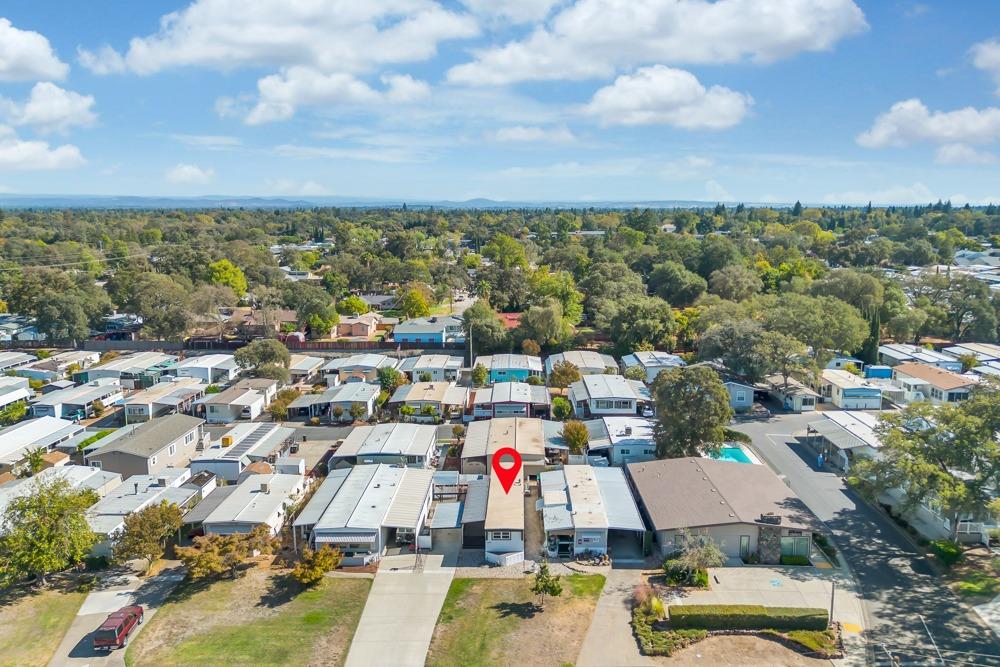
302, 435, 308, 442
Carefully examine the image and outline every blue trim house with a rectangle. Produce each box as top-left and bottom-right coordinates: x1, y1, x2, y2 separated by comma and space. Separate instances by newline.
392, 316, 465, 344
474, 354, 543, 384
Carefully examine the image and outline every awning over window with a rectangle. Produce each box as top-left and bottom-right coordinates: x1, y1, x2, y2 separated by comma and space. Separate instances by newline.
314, 533, 376, 544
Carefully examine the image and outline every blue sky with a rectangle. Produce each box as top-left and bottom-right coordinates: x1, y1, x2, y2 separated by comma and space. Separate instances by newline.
0, 0, 999, 204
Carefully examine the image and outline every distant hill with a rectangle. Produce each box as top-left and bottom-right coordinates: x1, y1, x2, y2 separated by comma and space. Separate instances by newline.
0, 194, 790, 210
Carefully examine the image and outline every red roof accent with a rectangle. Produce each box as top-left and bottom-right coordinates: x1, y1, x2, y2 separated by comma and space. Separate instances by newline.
498, 312, 523, 330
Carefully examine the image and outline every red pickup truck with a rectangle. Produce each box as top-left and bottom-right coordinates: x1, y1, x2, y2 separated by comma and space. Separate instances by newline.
92, 605, 144, 651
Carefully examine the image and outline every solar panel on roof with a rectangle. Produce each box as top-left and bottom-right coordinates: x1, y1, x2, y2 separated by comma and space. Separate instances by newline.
223, 423, 273, 459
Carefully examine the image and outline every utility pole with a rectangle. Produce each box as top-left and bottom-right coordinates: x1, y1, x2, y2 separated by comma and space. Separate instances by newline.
829, 580, 835, 623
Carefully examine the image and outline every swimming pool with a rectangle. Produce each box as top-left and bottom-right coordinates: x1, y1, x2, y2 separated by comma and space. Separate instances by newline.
711, 446, 754, 464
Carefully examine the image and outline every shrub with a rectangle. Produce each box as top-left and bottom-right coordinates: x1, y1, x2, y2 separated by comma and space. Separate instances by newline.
780, 555, 811, 566
663, 558, 688, 585
667, 604, 828, 631
632, 607, 707, 656
930, 540, 962, 567
691, 568, 710, 588
813, 533, 838, 561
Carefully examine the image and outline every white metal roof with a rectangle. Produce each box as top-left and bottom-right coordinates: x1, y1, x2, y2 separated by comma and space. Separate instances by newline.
545, 350, 618, 374
471, 382, 549, 406
570, 375, 651, 401
307, 464, 433, 532
169, 354, 237, 370
32, 381, 121, 407
321, 354, 397, 372
809, 410, 883, 451
462, 417, 546, 460
289, 354, 324, 373
201, 473, 302, 526
474, 354, 543, 373
333, 422, 437, 459
622, 350, 686, 369
90, 351, 178, 374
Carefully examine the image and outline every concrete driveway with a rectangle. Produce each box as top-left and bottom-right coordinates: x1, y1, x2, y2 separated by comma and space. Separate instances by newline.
577, 568, 652, 667
669, 567, 865, 635
48, 565, 184, 667
344, 553, 456, 667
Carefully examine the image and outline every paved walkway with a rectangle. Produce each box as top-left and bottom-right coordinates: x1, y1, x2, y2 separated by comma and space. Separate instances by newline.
577, 568, 653, 667
344, 553, 455, 667
48, 564, 185, 667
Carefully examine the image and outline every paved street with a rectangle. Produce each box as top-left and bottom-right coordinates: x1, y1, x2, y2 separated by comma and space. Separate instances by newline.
48, 565, 184, 667
733, 412, 1000, 666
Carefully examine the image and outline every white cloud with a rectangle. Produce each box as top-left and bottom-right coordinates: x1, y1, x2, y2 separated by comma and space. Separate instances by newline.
491, 125, 576, 143
661, 155, 715, 179
165, 163, 215, 184
76, 44, 126, 75
264, 178, 331, 196
246, 68, 431, 124
822, 182, 936, 205
0, 18, 68, 81
460, 0, 563, 23
170, 133, 243, 148
78, 0, 475, 123
274, 143, 423, 163
1, 83, 97, 135
858, 99, 1000, 148
499, 158, 641, 178
934, 143, 995, 165
0, 125, 85, 171
448, 0, 866, 85
583, 66, 751, 129
704, 179, 733, 201
972, 39, 1000, 95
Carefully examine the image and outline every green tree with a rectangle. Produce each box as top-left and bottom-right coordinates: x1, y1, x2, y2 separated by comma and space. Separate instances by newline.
560, 420, 589, 454
652, 366, 733, 458
463, 300, 508, 355
0, 400, 27, 426
609, 295, 675, 356
377, 366, 406, 394
0, 478, 97, 585
336, 295, 370, 316
551, 396, 573, 421
471, 363, 489, 387
349, 402, 367, 421
24, 447, 45, 476
708, 264, 762, 302
418, 371, 432, 383
887, 308, 928, 344
112, 500, 184, 574
398, 288, 431, 318
91, 400, 105, 417
292, 546, 343, 585
519, 299, 574, 349
548, 361, 581, 389
854, 380, 1000, 541
208, 259, 249, 297
675, 530, 726, 578
623, 365, 647, 381
235, 339, 291, 373
121, 272, 192, 340
482, 234, 528, 270
650, 261, 707, 308
521, 338, 542, 357
531, 561, 563, 609
175, 525, 277, 580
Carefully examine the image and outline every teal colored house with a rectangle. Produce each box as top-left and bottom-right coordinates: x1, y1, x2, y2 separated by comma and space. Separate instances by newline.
474, 354, 543, 384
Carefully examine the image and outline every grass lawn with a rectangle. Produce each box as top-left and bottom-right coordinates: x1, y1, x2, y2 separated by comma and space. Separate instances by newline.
0, 586, 86, 667
949, 547, 1000, 602
427, 574, 605, 667
125, 568, 370, 667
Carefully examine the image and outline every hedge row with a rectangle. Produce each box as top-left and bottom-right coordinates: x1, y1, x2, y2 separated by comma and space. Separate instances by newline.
668, 604, 829, 631
632, 608, 707, 656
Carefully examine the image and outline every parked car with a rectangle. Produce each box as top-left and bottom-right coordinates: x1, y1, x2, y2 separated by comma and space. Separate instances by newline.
93, 605, 144, 651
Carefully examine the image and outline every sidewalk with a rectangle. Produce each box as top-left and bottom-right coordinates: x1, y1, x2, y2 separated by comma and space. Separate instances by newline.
48, 562, 185, 667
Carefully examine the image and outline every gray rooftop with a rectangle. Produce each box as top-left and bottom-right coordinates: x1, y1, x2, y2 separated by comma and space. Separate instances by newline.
88, 414, 203, 459
570, 375, 651, 401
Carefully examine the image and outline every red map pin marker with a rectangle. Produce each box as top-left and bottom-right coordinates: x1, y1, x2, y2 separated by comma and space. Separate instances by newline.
491, 447, 522, 494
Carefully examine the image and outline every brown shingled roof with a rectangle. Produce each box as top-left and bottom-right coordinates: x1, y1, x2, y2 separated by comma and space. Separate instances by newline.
625, 457, 818, 532
893, 362, 977, 391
